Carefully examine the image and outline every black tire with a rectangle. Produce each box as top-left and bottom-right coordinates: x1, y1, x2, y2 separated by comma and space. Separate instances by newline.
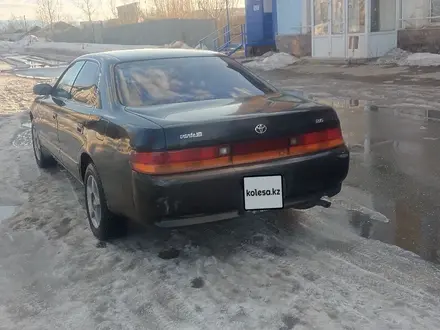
84, 162, 127, 241
32, 124, 56, 168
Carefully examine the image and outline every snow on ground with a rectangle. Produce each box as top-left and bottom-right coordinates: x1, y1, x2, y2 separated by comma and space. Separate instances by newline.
376, 48, 411, 65
1, 72, 440, 329
16, 35, 40, 47
377, 47, 440, 67
400, 52, 440, 66
164, 41, 192, 49
0, 38, 193, 55
244, 52, 298, 71
0, 40, 14, 51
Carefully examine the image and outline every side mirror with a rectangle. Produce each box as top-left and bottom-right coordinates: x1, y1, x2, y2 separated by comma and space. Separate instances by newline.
33, 83, 52, 96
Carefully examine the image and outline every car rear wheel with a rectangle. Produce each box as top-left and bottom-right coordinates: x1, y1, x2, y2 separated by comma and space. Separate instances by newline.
84, 163, 127, 241
32, 124, 56, 168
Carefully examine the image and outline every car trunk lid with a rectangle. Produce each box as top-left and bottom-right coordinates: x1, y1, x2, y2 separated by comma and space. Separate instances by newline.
126, 93, 341, 150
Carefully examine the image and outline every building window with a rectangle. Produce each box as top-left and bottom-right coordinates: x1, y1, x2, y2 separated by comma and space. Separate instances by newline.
431, 0, 440, 23
314, 0, 329, 35
332, 0, 344, 34
371, 0, 396, 32
348, 0, 365, 33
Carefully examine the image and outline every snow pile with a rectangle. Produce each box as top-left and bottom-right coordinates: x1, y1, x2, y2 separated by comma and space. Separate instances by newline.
377, 47, 440, 67
4, 39, 196, 57
163, 41, 192, 49
399, 52, 440, 66
244, 52, 298, 71
17, 41, 158, 55
260, 50, 276, 58
17, 35, 39, 47
0, 40, 14, 50
195, 43, 209, 50
376, 48, 410, 65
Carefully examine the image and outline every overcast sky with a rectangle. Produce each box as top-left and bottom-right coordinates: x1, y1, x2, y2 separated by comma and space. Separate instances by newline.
0, 0, 111, 21
0, 0, 245, 22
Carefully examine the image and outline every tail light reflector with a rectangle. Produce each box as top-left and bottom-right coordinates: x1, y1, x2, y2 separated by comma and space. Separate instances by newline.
131, 127, 345, 175
130, 145, 231, 174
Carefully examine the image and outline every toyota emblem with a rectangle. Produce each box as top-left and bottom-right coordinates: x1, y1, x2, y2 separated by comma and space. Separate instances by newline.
255, 124, 267, 134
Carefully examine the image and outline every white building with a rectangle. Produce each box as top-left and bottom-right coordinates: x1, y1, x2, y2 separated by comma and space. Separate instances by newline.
274, 0, 440, 59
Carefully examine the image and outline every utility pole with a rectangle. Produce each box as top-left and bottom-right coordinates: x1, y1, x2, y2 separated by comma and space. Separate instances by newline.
226, 0, 231, 28
23, 15, 28, 32
225, 0, 230, 42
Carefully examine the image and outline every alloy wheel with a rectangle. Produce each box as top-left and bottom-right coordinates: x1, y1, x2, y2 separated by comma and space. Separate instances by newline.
86, 175, 102, 228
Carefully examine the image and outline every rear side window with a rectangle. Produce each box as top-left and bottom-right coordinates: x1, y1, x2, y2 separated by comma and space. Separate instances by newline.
114, 56, 276, 107
52, 61, 85, 99
71, 61, 101, 107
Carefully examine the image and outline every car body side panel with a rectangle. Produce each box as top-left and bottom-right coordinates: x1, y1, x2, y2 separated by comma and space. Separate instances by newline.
57, 101, 92, 179
33, 96, 60, 156
97, 121, 136, 218
80, 113, 166, 219
76, 63, 166, 219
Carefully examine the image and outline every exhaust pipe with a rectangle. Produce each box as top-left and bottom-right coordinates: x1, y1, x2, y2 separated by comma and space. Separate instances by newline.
316, 199, 331, 208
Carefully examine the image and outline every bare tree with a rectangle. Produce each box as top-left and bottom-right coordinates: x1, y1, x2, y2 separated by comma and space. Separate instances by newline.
74, 0, 101, 42
6, 14, 27, 32
108, 0, 119, 19
202, 0, 239, 20
197, 0, 224, 20
36, 0, 63, 32
75, 0, 100, 22
149, 0, 196, 19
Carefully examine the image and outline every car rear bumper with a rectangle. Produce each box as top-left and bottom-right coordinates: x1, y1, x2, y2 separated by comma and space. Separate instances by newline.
131, 146, 350, 224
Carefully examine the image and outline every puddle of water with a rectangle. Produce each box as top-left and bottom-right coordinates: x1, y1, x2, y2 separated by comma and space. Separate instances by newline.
5, 55, 67, 79
331, 196, 390, 223
339, 134, 440, 264
14, 66, 67, 79
326, 185, 440, 265
0, 206, 16, 223
5, 55, 66, 69
304, 94, 440, 122
345, 205, 440, 264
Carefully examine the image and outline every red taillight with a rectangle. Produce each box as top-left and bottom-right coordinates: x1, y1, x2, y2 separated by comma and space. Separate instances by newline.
301, 128, 342, 145
130, 145, 231, 174
132, 145, 226, 164
131, 127, 345, 175
326, 127, 343, 140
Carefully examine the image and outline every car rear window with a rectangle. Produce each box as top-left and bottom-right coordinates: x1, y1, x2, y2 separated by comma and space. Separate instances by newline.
114, 56, 277, 107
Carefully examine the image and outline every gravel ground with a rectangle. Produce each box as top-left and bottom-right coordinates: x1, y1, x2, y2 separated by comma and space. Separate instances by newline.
0, 73, 440, 330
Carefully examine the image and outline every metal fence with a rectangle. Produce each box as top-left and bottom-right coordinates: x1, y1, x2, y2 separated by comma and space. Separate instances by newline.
51, 19, 217, 47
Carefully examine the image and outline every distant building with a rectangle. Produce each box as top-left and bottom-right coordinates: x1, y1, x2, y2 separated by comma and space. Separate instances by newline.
245, 0, 440, 59
117, 2, 142, 25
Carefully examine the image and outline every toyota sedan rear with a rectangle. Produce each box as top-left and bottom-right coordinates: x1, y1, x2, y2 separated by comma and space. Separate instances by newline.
30, 49, 349, 240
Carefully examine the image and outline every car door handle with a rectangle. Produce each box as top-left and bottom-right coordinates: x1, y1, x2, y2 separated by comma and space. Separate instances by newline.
77, 123, 84, 133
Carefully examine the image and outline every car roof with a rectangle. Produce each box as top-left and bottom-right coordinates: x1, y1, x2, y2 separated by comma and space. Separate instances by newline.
77, 48, 221, 63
